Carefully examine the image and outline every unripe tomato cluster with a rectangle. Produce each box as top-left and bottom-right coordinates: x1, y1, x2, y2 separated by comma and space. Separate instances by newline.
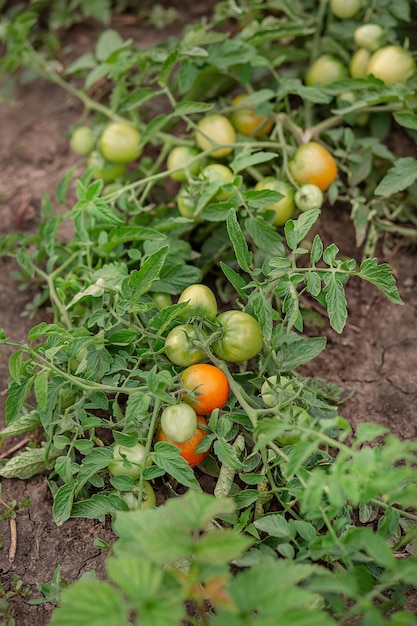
69, 121, 142, 182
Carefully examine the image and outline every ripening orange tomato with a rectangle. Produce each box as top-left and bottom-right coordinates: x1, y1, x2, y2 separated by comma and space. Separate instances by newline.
288, 142, 337, 191
181, 363, 230, 415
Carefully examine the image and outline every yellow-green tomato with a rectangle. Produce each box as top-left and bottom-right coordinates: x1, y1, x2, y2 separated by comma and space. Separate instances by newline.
87, 151, 126, 183
160, 403, 198, 443
354, 24, 385, 52
108, 442, 152, 479
69, 126, 95, 155
116, 481, 156, 511
151, 292, 173, 310
294, 184, 324, 212
366, 45, 416, 85
212, 310, 263, 363
177, 284, 218, 321
276, 406, 312, 446
200, 163, 235, 201
165, 323, 205, 367
167, 146, 202, 182
254, 177, 296, 226
195, 114, 236, 159
350, 48, 371, 79
305, 54, 348, 86
330, 0, 362, 19
99, 122, 142, 164
261, 375, 295, 408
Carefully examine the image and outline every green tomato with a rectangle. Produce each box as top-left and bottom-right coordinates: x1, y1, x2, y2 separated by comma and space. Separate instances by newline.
261, 375, 295, 408
195, 114, 236, 159
176, 186, 200, 221
305, 54, 348, 86
69, 126, 95, 155
167, 146, 202, 182
151, 292, 173, 310
108, 442, 152, 479
330, 0, 362, 19
116, 481, 156, 511
294, 184, 324, 212
177, 284, 218, 321
212, 310, 263, 363
367, 45, 416, 86
160, 403, 198, 443
99, 122, 142, 164
254, 177, 296, 226
165, 323, 205, 367
199, 163, 235, 201
276, 406, 312, 446
350, 48, 371, 79
354, 24, 385, 52
87, 151, 126, 183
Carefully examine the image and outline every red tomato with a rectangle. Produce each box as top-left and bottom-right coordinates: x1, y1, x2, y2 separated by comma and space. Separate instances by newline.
181, 363, 230, 415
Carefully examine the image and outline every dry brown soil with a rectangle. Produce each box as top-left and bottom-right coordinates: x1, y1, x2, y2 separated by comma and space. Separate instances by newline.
0, 4, 416, 624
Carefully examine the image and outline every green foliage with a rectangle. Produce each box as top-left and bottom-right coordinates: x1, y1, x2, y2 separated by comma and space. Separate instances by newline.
0, 1, 417, 624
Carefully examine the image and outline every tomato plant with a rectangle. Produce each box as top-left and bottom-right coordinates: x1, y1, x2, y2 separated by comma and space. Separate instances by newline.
156, 415, 209, 467
165, 323, 205, 367
99, 121, 142, 164
229, 93, 274, 137
181, 363, 229, 415
69, 125, 95, 155
289, 142, 337, 191
294, 184, 324, 212
366, 45, 416, 85
195, 114, 236, 158
212, 310, 263, 363
167, 145, 202, 182
254, 177, 296, 226
305, 54, 348, 86
160, 402, 198, 443
177, 284, 218, 321
108, 442, 151, 479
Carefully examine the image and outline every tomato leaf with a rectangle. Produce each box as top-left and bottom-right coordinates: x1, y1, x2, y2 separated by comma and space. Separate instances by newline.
48, 576, 128, 626
375, 157, 417, 196
358, 258, 403, 304
52, 483, 76, 526
220, 262, 247, 298
231, 151, 278, 174
70, 494, 128, 519
323, 274, 347, 333
152, 442, 202, 490
0, 445, 59, 480
245, 216, 285, 258
227, 208, 252, 273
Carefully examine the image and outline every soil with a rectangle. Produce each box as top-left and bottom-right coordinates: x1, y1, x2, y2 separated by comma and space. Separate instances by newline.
0, 4, 416, 624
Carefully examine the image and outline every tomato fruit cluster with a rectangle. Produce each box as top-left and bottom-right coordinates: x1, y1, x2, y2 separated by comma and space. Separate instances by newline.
156, 415, 210, 467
